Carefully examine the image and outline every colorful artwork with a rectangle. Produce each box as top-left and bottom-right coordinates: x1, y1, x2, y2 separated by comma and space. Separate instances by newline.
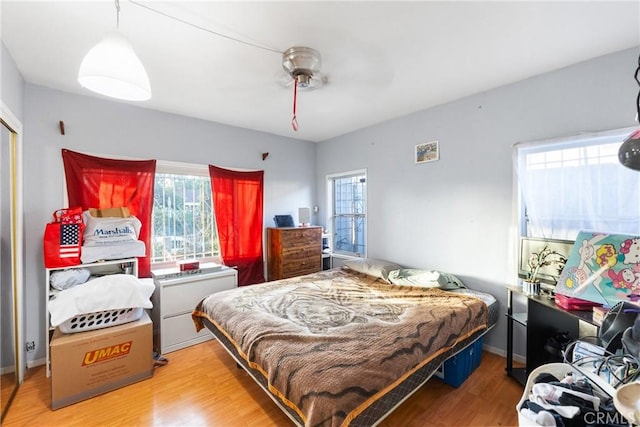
555, 231, 640, 306
415, 140, 439, 163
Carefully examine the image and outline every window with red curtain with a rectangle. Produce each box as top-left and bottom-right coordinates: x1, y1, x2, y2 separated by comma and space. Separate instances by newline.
209, 165, 265, 286
62, 149, 156, 277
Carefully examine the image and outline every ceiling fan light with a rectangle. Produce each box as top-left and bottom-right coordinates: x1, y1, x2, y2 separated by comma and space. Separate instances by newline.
78, 32, 151, 101
296, 74, 311, 88
618, 128, 640, 171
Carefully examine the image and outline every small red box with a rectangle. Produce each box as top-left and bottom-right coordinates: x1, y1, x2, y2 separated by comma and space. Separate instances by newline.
555, 293, 601, 311
177, 260, 200, 271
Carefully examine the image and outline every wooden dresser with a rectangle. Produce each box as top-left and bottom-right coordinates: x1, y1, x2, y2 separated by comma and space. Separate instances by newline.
267, 226, 322, 281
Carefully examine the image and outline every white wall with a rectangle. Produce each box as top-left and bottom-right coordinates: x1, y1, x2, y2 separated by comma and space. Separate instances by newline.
316, 47, 640, 357
1, 43, 25, 122
22, 85, 317, 365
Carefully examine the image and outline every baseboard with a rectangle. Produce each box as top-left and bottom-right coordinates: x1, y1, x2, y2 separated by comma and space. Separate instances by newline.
26, 357, 45, 369
482, 343, 526, 364
0, 366, 16, 375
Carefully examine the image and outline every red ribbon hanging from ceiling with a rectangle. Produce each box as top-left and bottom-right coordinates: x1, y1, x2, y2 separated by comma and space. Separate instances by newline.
291, 77, 298, 131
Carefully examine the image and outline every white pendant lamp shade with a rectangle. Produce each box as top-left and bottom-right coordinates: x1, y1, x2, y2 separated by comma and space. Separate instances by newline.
78, 31, 151, 101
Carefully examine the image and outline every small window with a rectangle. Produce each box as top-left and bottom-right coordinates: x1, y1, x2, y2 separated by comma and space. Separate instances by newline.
152, 161, 219, 265
328, 170, 367, 257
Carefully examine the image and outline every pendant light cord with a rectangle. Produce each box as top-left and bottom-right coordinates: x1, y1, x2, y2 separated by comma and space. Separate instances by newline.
128, 0, 282, 54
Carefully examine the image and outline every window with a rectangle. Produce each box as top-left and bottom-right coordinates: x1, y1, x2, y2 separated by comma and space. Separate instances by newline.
328, 170, 367, 257
516, 127, 640, 241
152, 161, 219, 265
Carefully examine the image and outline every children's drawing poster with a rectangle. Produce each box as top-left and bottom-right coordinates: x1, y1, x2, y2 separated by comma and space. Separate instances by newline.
555, 231, 640, 306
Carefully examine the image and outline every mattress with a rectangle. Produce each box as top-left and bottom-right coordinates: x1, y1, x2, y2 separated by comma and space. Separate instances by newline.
192, 267, 497, 427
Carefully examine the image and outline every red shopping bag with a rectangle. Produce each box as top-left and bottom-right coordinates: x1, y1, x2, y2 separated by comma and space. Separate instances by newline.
43, 207, 84, 268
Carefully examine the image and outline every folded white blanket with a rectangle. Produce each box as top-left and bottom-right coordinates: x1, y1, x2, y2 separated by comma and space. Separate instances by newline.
80, 240, 146, 264
48, 274, 154, 327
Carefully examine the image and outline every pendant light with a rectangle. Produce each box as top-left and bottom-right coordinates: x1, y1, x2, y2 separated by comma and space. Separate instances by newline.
618, 53, 640, 171
78, 0, 151, 101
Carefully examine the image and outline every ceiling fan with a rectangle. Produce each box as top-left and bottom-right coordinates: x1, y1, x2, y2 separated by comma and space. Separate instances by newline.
281, 46, 327, 131
281, 46, 326, 89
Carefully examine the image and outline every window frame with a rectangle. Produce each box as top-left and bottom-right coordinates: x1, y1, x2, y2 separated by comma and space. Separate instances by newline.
151, 159, 221, 269
326, 169, 367, 258
515, 126, 639, 240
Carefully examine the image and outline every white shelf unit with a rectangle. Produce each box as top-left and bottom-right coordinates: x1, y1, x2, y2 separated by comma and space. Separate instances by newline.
321, 232, 333, 270
150, 266, 237, 355
45, 258, 138, 377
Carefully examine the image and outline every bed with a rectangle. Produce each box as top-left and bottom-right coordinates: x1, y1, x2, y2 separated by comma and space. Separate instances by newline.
192, 262, 498, 427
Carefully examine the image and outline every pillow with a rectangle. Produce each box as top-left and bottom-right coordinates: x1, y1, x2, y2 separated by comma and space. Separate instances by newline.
49, 268, 91, 291
387, 268, 466, 290
343, 258, 402, 281
436, 272, 467, 290
82, 210, 142, 247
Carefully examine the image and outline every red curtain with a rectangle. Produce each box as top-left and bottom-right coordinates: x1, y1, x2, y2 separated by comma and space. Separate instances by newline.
209, 165, 265, 286
61, 149, 156, 277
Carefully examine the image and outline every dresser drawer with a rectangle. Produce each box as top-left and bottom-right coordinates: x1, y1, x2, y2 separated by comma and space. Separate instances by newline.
162, 272, 237, 315
282, 246, 321, 261
162, 312, 211, 350
282, 255, 321, 270
282, 259, 322, 279
280, 228, 322, 248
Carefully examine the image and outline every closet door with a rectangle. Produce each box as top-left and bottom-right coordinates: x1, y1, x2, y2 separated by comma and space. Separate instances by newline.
0, 107, 24, 422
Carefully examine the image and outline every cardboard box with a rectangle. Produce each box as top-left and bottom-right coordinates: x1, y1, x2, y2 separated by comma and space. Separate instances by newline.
88, 207, 130, 218
50, 312, 153, 410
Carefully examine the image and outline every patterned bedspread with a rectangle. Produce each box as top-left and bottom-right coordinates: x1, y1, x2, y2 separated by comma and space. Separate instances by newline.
192, 267, 488, 427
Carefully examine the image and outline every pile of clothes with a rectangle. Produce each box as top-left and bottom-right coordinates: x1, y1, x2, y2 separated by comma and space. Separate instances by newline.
519, 370, 626, 427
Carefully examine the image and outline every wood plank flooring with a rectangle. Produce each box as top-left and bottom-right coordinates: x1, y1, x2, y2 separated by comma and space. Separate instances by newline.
3, 340, 523, 426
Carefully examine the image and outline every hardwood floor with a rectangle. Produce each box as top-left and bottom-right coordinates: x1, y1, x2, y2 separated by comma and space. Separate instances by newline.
2, 371, 18, 419
4, 341, 523, 426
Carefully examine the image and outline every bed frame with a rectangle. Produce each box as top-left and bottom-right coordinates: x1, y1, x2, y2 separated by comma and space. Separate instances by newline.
201, 317, 494, 426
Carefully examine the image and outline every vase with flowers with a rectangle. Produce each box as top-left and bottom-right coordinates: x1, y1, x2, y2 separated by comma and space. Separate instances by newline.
524, 245, 567, 295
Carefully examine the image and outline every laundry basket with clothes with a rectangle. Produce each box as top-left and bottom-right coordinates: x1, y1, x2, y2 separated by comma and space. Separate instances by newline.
516, 363, 627, 427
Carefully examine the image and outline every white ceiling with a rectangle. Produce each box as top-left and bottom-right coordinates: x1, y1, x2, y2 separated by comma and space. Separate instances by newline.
2, 1, 639, 142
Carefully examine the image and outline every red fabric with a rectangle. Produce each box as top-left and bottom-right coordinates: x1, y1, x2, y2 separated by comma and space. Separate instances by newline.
43, 208, 84, 268
209, 165, 265, 286
61, 149, 156, 277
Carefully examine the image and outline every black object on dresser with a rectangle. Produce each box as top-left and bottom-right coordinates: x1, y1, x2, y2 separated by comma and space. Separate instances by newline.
505, 285, 600, 386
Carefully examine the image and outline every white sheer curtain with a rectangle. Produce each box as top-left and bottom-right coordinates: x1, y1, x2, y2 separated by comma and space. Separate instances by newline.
515, 127, 640, 241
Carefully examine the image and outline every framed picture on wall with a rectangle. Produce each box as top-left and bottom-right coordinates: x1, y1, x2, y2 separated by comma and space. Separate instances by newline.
415, 140, 439, 163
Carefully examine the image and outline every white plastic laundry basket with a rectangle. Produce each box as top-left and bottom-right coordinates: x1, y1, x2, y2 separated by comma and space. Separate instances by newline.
58, 307, 143, 333
516, 363, 578, 426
